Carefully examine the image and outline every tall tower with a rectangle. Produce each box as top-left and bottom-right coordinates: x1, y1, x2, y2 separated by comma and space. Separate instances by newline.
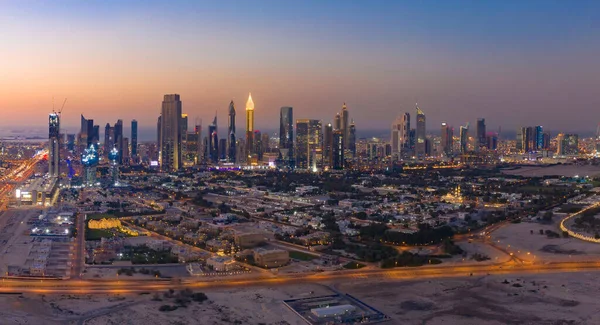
334, 113, 341, 131
476, 118, 486, 150
460, 124, 469, 153
279, 106, 294, 166
159, 94, 182, 171
209, 114, 219, 163
415, 104, 426, 160
114, 119, 124, 164
348, 119, 356, 157
323, 123, 333, 168
340, 103, 349, 148
332, 130, 345, 170
131, 119, 138, 158
228, 101, 236, 163
295, 119, 322, 170
245, 93, 255, 158
400, 112, 411, 157
49, 113, 60, 178
441, 122, 453, 156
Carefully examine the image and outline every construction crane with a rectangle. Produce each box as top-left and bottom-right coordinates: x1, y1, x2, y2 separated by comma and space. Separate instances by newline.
52, 97, 67, 117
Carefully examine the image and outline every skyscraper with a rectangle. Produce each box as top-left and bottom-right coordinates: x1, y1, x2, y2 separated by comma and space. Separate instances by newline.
340, 103, 349, 148
209, 115, 219, 163
334, 113, 341, 131
332, 130, 345, 170
534, 126, 543, 151
159, 94, 182, 171
131, 120, 138, 157
245, 93, 255, 158
441, 122, 453, 156
104, 123, 114, 157
279, 106, 294, 165
460, 124, 469, 153
49, 113, 60, 178
348, 120, 356, 157
295, 119, 322, 170
391, 116, 402, 158
227, 101, 236, 163
400, 113, 411, 157
114, 119, 124, 164
415, 105, 426, 159
254, 130, 263, 161
323, 123, 333, 168
476, 118, 486, 150
156, 115, 162, 161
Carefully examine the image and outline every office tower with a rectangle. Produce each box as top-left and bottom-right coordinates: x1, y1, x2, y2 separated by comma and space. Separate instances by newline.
296, 119, 322, 170
245, 93, 255, 158
49, 113, 60, 178
534, 126, 543, 151
391, 116, 402, 157
159, 94, 183, 171
441, 122, 452, 156
209, 115, 219, 163
520, 126, 534, 153
348, 120, 356, 157
254, 130, 263, 161
81, 144, 99, 187
323, 123, 333, 168
279, 106, 294, 166
486, 134, 498, 150
332, 130, 345, 170
409, 129, 416, 152
516, 128, 523, 152
180, 114, 188, 136
543, 132, 551, 150
92, 125, 100, 146
131, 120, 138, 157
219, 138, 227, 160
104, 123, 114, 157
236, 138, 246, 164
401, 113, 411, 155
194, 124, 203, 164
460, 125, 469, 153
109, 146, 119, 186
340, 103, 349, 148
334, 113, 341, 130
122, 137, 130, 163
113, 120, 123, 164
597, 124, 600, 153
156, 116, 162, 159
415, 105, 426, 159
261, 133, 270, 154
557, 134, 579, 156
476, 118, 486, 149
66, 134, 75, 153
227, 100, 236, 162
80, 114, 88, 147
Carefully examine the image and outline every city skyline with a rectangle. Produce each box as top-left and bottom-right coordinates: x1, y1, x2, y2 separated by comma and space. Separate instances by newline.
1, 1, 599, 132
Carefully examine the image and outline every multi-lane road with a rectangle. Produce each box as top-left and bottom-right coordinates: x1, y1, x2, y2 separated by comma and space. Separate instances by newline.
0, 151, 47, 211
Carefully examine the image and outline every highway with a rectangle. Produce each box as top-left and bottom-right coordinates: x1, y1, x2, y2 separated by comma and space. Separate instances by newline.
2, 259, 600, 294
0, 151, 47, 211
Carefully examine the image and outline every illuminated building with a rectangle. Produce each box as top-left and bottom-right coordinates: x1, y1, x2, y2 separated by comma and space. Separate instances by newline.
557, 133, 579, 156
332, 130, 345, 170
227, 100, 236, 162
348, 120, 356, 157
323, 123, 333, 168
441, 122, 453, 156
279, 106, 294, 167
131, 119, 138, 157
108, 147, 120, 186
82, 144, 99, 187
415, 104, 426, 160
209, 115, 219, 163
48, 113, 60, 178
295, 119, 322, 170
460, 124, 469, 153
159, 94, 183, 171
476, 118, 486, 150
245, 93, 255, 158
254, 130, 263, 161
340, 103, 349, 148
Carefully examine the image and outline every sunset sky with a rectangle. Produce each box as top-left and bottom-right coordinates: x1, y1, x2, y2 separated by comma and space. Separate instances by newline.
1, 1, 599, 135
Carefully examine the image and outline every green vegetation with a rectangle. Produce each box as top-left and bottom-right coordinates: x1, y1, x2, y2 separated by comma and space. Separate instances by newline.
360, 223, 454, 246
86, 228, 114, 241
289, 251, 319, 261
343, 262, 366, 269
441, 238, 464, 255
380, 251, 442, 268
87, 213, 117, 220
130, 245, 178, 264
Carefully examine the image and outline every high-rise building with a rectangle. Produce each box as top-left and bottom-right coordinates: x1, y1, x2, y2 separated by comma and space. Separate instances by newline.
295, 119, 322, 170
534, 126, 543, 151
209, 115, 219, 163
332, 130, 345, 170
159, 94, 182, 171
112, 120, 123, 163
254, 130, 263, 161
348, 120, 356, 157
415, 105, 426, 159
108, 147, 120, 186
156, 116, 162, 159
227, 101, 236, 162
476, 118, 486, 149
459, 125, 469, 153
49, 113, 60, 178
131, 119, 138, 158
391, 116, 402, 158
279, 106, 294, 165
104, 123, 114, 157
516, 127, 523, 152
441, 122, 453, 156
323, 123, 333, 168
334, 113, 341, 131
261, 133, 270, 154
219, 138, 227, 161
245, 93, 255, 158
557, 133, 579, 156
401, 113, 411, 156
66, 134, 75, 153
340, 103, 349, 148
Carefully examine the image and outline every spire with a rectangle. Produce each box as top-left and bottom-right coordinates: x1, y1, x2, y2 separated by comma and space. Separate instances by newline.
229, 100, 235, 115
342, 102, 347, 110
246, 93, 254, 111
416, 103, 424, 115
212, 112, 217, 126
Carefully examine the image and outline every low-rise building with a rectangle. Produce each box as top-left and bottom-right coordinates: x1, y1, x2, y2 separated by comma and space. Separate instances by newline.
206, 256, 236, 272
234, 232, 265, 248
253, 248, 289, 268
